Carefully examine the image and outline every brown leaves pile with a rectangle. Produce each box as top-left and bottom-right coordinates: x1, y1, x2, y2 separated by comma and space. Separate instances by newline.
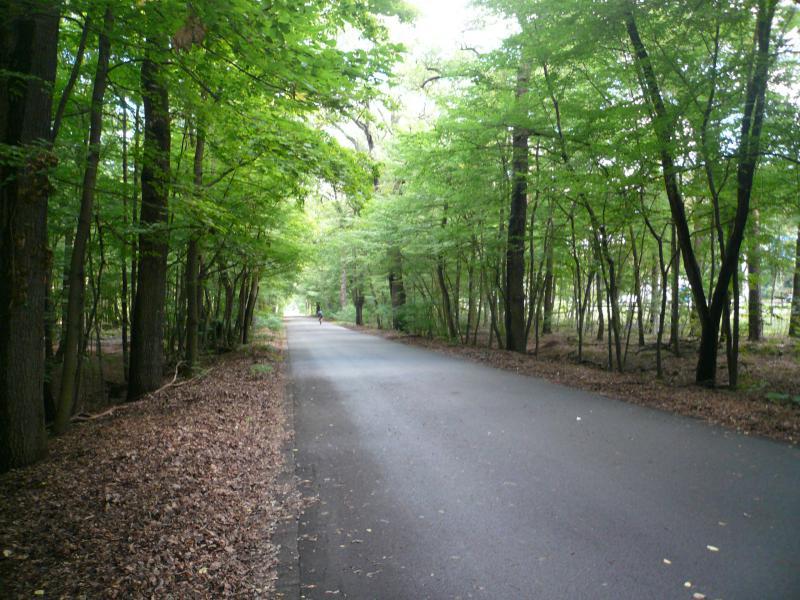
0, 338, 297, 598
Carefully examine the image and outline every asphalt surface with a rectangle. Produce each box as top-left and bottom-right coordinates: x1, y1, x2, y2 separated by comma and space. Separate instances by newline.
287, 317, 800, 599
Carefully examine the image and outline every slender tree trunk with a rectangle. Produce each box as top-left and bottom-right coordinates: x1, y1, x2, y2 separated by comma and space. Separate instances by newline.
542, 226, 555, 335
0, 1, 60, 471
120, 101, 130, 380
747, 211, 763, 341
649, 264, 659, 333
242, 272, 259, 344
55, 7, 113, 433
505, 62, 531, 352
790, 224, 800, 337
130, 105, 141, 310
236, 269, 248, 340
596, 271, 604, 341
670, 224, 681, 356
128, 43, 171, 400
50, 13, 89, 143
437, 259, 457, 340
185, 124, 204, 372
630, 226, 646, 346
222, 271, 235, 346
388, 248, 407, 331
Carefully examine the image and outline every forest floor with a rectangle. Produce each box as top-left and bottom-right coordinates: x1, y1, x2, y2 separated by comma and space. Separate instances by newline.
342, 323, 800, 445
0, 328, 300, 598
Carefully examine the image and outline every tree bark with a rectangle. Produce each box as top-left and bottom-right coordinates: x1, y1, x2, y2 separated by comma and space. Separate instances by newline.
669, 224, 681, 356
185, 124, 204, 372
0, 0, 60, 471
542, 226, 555, 335
128, 43, 171, 400
505, 62, 531, 352
747, 211, 763, 341
436, 259, 457, 340
388, 247, 407, 331
596, 271, 604, 341
791, 224, 800, 337
120, 101, 130, 379
630, 226, 646, 346
55, 6, 113, 434
242, 272, 259, 344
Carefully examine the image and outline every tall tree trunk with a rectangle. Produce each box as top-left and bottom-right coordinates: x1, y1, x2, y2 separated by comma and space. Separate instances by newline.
128, 44, 171, 400
790, 224, 800, 338
222, 271, 235, 346
242, 272, 259, 344
0, 1, 60, 471
505, 62, 531, 352
630, 226, 646, 346
542, 224, 555, 335
625, 1, 777, 385
747, 211, 763, 341
354, 291, 365, 327
185, 124, 204, 372
649, 264, 659, 333
120, 101, 130, 379
235, 269, 249, 340
436, 259, 457, 340
596, 271, 604, 341
43, 270, 56, 422
130, 105, 141, 313
669, 223, 681, 356
55, 7, 113, 434
388, 247, 406, 331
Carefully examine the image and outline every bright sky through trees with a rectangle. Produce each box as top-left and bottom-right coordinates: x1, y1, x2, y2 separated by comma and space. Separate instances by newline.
393, 0, 512, 57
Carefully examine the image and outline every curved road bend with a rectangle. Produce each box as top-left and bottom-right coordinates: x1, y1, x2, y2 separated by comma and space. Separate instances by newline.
286, 317, 800, 599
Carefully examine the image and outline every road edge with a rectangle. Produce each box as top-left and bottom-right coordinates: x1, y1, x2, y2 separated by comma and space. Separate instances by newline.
273, 330, 300, 600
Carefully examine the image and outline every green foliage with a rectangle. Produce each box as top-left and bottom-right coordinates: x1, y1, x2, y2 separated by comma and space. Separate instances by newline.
249, 363, 274, 376
296, 0, 800, 381
258, 314, 284, 332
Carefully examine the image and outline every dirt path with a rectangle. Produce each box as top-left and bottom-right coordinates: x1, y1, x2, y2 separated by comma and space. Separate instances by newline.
0, 332, 296, 598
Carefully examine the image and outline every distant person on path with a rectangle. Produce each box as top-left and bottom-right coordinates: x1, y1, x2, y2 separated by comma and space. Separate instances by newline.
316, 308, 323, 325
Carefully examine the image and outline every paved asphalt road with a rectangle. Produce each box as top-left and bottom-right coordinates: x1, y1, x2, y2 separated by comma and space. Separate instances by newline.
287, 318, 800, 599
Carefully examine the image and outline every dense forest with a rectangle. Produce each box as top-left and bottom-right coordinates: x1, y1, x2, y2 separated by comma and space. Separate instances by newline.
1, 0, 798, 474
301, 1, 800, 387
0, 0, 412, 472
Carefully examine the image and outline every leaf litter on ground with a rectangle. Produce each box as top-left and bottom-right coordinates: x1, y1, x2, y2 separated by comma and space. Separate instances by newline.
0, 332, 302, 598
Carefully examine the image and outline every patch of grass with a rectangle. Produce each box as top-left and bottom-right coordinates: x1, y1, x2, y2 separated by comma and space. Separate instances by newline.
249, 363, 273, 376
257, 314, 284, 332
765, 391, 800, 407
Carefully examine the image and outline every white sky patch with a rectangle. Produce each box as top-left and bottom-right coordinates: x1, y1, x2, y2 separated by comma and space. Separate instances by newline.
333, 2, 513, 149
392, 0, 512, 59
